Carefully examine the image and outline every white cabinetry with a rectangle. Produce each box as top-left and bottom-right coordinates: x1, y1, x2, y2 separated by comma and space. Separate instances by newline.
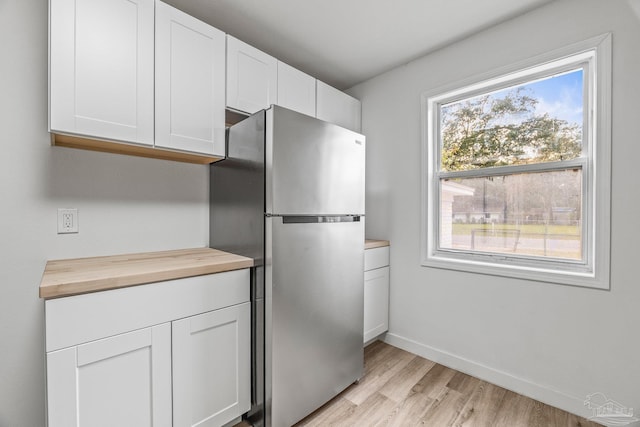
277, 61, 317, 118
173, 303, 251, 427
45, 271, 251, 427
364, 245, 390, 343
316, 81, 362, 133
49, 0, 226, 163
226, 38, 363, 131
50, 0, 362, 161
46, 324, 172, 427
49, 0, 155, 145
155, 2, 226, 156
226, 36, 277, 114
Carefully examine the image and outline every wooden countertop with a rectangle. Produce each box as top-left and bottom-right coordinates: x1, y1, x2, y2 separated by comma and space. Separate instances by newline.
41, 241, 386, 299
39, 248, 254, 299
365, 239, 390, 250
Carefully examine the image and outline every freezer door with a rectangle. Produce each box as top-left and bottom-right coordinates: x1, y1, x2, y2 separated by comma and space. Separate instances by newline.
266, 106, 365, 215
265, 216, 364, 427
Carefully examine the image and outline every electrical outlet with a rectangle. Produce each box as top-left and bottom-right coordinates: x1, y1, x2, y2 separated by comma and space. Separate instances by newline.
57, 208, 78, 234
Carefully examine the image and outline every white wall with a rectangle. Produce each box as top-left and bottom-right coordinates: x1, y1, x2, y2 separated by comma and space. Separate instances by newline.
0, 1, 209, 425
350, 0, 640, 419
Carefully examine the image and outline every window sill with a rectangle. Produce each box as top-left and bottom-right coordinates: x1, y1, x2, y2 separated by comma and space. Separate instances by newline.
422, 253, 609, 290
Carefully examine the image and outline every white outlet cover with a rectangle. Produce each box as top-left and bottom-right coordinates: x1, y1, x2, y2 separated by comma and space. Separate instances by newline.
57, 208, 78, 234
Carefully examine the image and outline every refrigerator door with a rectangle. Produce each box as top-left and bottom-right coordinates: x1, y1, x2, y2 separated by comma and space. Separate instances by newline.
266, 105, 366, 216
265, 215, 364, 427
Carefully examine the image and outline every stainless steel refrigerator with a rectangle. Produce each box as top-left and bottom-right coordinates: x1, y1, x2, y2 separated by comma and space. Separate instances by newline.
210, 105, 365, 427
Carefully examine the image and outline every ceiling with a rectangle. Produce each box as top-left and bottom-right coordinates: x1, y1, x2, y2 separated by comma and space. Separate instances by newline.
164, 0, 555, 90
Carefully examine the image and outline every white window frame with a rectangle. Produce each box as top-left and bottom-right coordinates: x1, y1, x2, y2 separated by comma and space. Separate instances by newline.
421, 34, 611, 289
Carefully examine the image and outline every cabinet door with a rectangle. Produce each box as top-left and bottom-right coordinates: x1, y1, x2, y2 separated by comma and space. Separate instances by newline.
227, 36, 277, 114
277, 61, 316, 117
172, 302, 251, 427
316, 81, 362, 132
155, 1, 226, 156
49, 0, 154, 144
46, 324, 172, 427
364, 266, 390, 343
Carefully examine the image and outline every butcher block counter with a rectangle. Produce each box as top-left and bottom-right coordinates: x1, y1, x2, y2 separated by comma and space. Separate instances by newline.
365, 239, 390, 250
39, 247, 254, 299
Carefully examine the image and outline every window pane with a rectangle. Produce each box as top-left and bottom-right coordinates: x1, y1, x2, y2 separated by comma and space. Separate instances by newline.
440, 169, 582, 260
440, 69, 583, 171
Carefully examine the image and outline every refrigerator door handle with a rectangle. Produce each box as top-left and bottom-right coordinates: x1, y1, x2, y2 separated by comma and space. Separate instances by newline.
281, 215, 361, 224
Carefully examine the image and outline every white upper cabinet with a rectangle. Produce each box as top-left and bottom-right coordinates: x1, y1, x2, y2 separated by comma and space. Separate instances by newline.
316, 81, 362, 133
49, 0, 155, 145
49, 0, 361, 162
155, 1, 226, 156
277, 61, 317, 118
226, 36, 277, 114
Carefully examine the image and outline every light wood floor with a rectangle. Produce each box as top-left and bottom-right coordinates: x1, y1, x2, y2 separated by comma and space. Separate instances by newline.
293, 340, 601, 427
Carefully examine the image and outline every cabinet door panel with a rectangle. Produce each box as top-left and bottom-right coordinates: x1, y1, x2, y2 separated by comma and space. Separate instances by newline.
364, 266, 390, 343
316, 81, 362, 132
172, 302, 251, 427
46, 324, 172, 427
49, 0, 154, 144
227, 36, 277, 114
46, 347, 77, 427
277, 61, 316, 117
155, 1, 225, 156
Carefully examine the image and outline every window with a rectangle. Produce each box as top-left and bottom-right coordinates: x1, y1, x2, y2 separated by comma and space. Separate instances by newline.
421, 34, 611, 288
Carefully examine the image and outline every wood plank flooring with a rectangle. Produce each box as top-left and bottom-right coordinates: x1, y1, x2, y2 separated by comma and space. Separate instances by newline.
293, 341, 601, 427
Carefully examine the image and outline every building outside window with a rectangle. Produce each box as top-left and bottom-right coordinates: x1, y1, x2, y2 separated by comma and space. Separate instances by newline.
421, 34, 611, 289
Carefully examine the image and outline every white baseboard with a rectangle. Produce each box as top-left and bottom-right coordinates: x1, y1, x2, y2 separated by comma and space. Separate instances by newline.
364, 332, 387, 348
384, 332, 591, 420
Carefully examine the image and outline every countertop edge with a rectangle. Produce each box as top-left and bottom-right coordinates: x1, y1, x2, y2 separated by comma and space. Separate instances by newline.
365, 239, 391, 250
39, 248, 254, 300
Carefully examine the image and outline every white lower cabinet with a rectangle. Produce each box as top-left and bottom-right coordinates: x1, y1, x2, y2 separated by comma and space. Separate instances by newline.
45, 270, 251, 427
46, 324, 172, 427
364, 267, 390, 343
173, 303, 251, 427
364, 246, 390, 343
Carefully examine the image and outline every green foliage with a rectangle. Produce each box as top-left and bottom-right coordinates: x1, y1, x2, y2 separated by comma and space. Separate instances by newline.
441, 88, 582, 171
